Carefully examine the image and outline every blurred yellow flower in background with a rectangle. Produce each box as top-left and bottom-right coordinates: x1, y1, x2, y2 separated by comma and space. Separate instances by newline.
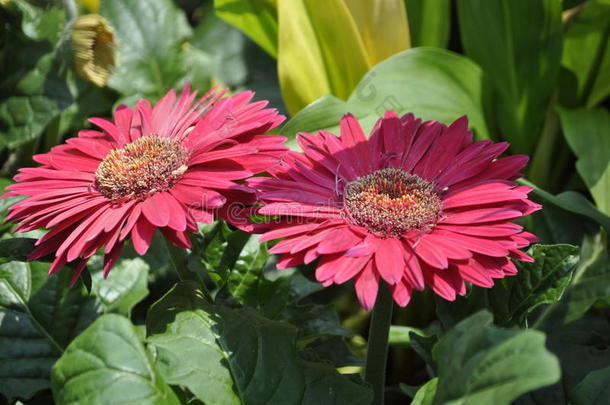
71, 14, 117, 87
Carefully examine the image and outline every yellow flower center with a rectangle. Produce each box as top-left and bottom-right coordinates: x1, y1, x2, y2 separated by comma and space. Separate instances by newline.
343, 168, 442, 238
94, 136, 189, 201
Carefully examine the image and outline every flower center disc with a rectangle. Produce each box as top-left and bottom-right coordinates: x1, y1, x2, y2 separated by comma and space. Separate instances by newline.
94, 135, 189, 201
343, 168, 442, 238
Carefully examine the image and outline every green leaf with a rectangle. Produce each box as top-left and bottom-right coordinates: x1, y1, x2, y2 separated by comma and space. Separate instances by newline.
146, 282, 373, 405
51, 314, 180, 405
0, 38, 72, 149
214, 0, 278, 58
457, 0, 562, 153
100, 0, 193, 99
13, 0, 64, 43
277, 0, 370, 115
560, 0, 610, 107
562, 233, 610, 322
190, 10, 247, 88
411, 378, 438, 405
0, 238, 37, 263
488, 244, 579, 326
557, 107, 610, 216
432, 311, 560, 405
568, 366, 610, 405
146, 283, 240, 405
282, 47, 491, 149
520, 179, 610, 235
90, 256, 149, 317
0, 261, 99, 401
388, 325, 426, 348
405, 0, 450, 48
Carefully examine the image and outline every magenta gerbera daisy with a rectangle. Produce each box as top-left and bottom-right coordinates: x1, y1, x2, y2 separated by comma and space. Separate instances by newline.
5, 86, 285, 284
249, 112, 540, 310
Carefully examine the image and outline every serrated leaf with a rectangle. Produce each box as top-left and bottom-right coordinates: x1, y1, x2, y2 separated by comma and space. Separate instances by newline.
282, 47, 490, 149
51, 314, 180, 405
405, 0, 450, 48
146, 282, 373, 405
214, 0, 278, 58
277, 0, 370, 115
457, 0, 562, 153
557, 107, 610, 216
489, 244, 579, 326
432, 311, 560, 405
560, 0, 610, 107
0, 261, 99, 401
100, 0, 193, 99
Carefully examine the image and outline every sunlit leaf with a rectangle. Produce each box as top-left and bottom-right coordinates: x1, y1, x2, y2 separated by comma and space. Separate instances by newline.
411, 378, 438, 405
282, 47, 491, 148
146, 282, 373, 405
214, 0, 278, 58
457, 0, 562, 153
277, 0, 369, 115
344, 0, 410, 65
51, 314, 180, 405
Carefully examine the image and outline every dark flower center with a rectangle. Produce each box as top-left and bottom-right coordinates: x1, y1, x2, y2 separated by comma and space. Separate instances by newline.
94, 135, 189, 201
342, 168, 442, 238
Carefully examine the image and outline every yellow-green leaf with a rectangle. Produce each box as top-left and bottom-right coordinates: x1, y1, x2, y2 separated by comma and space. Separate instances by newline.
214, 0, 278, 57
278, 0, 369, 115
343, 0, 410, 66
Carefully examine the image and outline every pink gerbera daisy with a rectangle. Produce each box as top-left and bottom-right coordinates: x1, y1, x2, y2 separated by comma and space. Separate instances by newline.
5, 86, 285, 284
249, 112, 540, 310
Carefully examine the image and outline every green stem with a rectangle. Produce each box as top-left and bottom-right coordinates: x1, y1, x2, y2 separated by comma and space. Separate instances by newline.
365, 282, 394, 405
164, 240, 212, 302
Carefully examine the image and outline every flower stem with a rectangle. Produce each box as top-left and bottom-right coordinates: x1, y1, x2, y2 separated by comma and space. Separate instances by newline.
164, 240, 212, 302
365, 282, 394, 405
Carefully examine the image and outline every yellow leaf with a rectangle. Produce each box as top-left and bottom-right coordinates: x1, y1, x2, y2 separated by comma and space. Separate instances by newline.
278, 0, 369, 115
344, 0, 411, 66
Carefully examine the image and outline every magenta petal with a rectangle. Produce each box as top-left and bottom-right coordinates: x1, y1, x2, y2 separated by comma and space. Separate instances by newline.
142, 194, 170, 227
374, 238, 404, 284
355, 261, 379, 311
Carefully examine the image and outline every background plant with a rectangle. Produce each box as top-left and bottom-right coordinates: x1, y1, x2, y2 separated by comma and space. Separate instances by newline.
1, 0, 609, 404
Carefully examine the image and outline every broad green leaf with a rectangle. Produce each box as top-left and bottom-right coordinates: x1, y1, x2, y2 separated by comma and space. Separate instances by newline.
282, 47, 491, 148
90, 256, 149, 317
568, 366, 610, 405
214, 0, 278, 57
51, 314, 180, 405
405, 0, 450, 48
0, 40, 72, 149
146, 282, 373, 405
277, 0, 370, 115
190, 11, 247, 88
411, 378, 438, 405
146, 283, 240, 405
344, 0, 410, 65
298, 336, 364, 368
560, 0, 610, 107
457, 0, 562, 153
0, 238, 37, 263
0, 261, 99, 401
100, 0, 193, 99
488, 244, 579, 326
520, 179, 610, 235
557, 107, 610, 215
432, 311, 560, 405
388, 325, 426, 347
